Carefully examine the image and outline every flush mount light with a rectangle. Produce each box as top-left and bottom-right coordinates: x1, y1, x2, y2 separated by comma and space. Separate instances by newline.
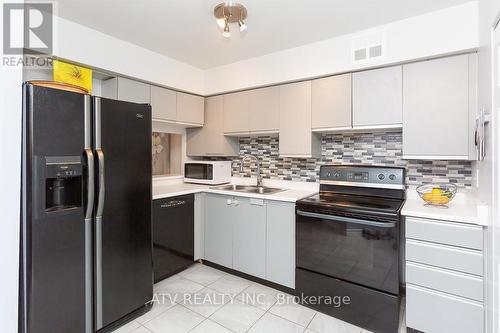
214, 2, 248, 38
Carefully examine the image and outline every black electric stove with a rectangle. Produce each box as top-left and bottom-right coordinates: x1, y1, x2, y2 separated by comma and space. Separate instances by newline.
295, 165, 406, 333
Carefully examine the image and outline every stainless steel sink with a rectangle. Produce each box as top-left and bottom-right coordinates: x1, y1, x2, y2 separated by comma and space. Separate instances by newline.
212, 184, 286, 195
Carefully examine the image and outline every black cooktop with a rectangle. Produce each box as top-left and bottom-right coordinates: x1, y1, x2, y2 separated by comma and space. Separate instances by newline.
297, 192, 405, 215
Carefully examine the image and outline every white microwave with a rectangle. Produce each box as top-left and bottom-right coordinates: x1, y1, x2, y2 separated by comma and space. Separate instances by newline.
184, 161, 232, 185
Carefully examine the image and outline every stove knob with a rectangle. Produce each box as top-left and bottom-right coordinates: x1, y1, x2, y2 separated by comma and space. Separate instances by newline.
378, 173, 385, 180
326, 172, 332, 178
389, 174, 396, 181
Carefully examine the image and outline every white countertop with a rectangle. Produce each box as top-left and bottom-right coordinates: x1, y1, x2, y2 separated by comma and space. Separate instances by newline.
153, 179, 490, 226
153, 177, 318, 203
401, 187, 489, 226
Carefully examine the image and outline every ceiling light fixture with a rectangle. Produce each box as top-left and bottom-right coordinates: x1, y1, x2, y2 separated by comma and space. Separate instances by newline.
214, 2, 248, 38
223, 21, 231, 38
238, 12, 247, 32
216, 18, 226, 29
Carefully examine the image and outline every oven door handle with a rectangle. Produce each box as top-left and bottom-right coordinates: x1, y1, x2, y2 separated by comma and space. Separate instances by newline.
296, 210, 396, 228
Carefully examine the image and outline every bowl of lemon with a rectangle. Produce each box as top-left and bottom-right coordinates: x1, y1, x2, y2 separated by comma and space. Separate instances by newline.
416, 184, 457, 207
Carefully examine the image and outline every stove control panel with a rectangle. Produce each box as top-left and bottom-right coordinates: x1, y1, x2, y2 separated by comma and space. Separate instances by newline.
320, 165, 405, 187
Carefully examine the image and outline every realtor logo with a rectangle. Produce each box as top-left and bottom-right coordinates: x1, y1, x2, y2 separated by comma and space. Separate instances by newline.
3, 2, 53, 55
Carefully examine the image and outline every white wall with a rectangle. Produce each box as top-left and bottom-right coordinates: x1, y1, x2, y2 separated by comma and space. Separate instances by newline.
0, 0, 23, 331
205, 2, 479, 95
0, 61, 22, 333
477, 1, 500, 332
51, 3, 479, 96
53, 16, 205, 95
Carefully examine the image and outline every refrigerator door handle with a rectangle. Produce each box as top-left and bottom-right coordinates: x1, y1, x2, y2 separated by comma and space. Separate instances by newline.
96, 149, 105, 217
84, 149, 94, 219
84, 94, 93, 333
94, 147, 105, 330
93, 97, 105, 329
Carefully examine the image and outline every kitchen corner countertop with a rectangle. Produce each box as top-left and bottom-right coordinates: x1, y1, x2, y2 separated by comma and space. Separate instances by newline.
153, 178, 318, 203
402, 189, 489, 226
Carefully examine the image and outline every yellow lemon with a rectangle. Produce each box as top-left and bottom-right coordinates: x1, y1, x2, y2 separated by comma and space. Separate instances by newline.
431, 188, 443, 195
423, 193, 433, 201
430, 194, 449, 205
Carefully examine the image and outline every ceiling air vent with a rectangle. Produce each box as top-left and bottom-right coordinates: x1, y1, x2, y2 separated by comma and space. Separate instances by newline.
351, 29, 386, 63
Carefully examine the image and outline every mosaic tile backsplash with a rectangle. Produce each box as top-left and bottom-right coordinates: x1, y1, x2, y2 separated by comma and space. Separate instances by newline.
226, 131, 473, 188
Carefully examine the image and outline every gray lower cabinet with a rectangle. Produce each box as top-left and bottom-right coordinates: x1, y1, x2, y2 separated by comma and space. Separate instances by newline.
203, 194, 295, 286
352, 66, 402, 127
402, 54, 477, 159
406, 285, 483, 333
404, 216, 485, 333
232, 198, 266, 278
194, 193, 205, 261
204, 194, 234, 268
266, 201, 295, 288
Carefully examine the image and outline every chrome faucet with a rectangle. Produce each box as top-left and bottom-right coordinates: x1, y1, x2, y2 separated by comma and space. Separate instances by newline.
240, 154, 263, 187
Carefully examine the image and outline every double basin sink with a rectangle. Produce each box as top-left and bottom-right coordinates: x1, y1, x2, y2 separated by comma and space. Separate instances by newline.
212, 184, 286, 195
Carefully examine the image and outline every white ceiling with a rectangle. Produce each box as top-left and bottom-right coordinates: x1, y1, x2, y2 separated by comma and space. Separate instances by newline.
55, 0, 471, 69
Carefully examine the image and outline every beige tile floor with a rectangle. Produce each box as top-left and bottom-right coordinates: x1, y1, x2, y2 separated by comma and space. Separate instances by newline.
112, 263, 406, 333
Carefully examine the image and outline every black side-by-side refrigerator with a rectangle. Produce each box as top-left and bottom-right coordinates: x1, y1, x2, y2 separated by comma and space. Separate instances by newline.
20, 83, 153, 333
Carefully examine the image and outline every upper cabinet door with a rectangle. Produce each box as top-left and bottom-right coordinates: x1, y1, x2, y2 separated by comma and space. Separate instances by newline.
248, 86, 280, 133
353, 66, 402, 127
403, 55, 471, 159
186, 96, 238, 156
279, 81, 319, 157
150, 85, 176, 121
312, 74, 352, 130
117, 77, 151, 104
205, 96, 224, 154
177, 92, 204, 125
223, 91, 250, 134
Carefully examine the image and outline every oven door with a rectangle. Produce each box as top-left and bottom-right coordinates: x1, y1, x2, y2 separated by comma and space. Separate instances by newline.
296, 209, 399, 295
184, 163, 213, 182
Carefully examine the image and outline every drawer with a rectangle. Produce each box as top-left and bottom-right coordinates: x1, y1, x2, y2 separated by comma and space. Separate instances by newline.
405, 216, 483, 250
406, 261, 483, 301
406, 284, 484, 333
406, 239, 483, 276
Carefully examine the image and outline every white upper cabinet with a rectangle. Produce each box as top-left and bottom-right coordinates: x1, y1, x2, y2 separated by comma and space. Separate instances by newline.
177, 92, 204, 125
104, 78, 203, 127
312, 74, 352, 130
353, 66, 403, 128
101, 77, 151, 104
403, 54, 476, 160
187, 96, 238, 157
117, 77, 151, 103
151, 85, 176, 121
223, 91, 250, 134
223, 86, 280, 135
248, 86, 280, 133
279, 81, 321, 158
